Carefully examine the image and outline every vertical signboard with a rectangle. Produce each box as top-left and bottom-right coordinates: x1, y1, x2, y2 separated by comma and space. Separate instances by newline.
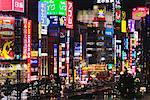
27, 20, 32, 82
66, 30, 70, 80
54, 44, 57, 74
128, 19, 135, 32
121, 11, 127, 33
115, 0, 121, 23
38, 1, 47, 26
66, 0, 73, 29
23, 18, 28, 59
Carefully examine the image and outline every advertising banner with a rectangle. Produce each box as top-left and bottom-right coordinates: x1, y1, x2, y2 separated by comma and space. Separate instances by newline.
115, 0, 121, 23
97, 0, 114, 3
105, 28, 114, 36
59, 16, 66, 27
128, 19, 135, 32
121, 11, 126, 33
0, 0, 24, 12
0, 0, 12, 11
31, 59, 38, 76
47, 15, 59, 27
40, 0, 66, 16
38, 1, 47, 26
22, 18, 28, 59
121, 20, 126, 33
66, 1, 73, 29
132, 7, 149, 20
14, 0, 24, 12
0, 17, 15, 60
27, 20, 32, 82
74, 42, 80, 60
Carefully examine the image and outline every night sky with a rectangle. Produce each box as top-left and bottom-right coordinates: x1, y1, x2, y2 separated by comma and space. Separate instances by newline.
74, 0, 146, 18
74, 0, 146, 9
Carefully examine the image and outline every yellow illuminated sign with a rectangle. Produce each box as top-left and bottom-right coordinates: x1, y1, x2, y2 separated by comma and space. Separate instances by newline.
31, 51, 38, 57
121, 20, 127, 33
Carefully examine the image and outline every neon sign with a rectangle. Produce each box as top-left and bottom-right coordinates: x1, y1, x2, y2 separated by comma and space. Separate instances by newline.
27, 20, 32, 82
0, 0, 24, 12
23, 18, 28, 59
132, 7, 149, 20
66, 1, 73, 29
97, 0, 114, 3
38, 2, 47, 26
121, 11, 126, 33
115, 0, 121, 23
0, 17, 15, 60
40, 0, 66, 16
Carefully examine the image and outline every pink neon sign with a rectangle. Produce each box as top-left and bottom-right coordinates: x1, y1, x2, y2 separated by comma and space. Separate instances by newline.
132, 7, 149, 20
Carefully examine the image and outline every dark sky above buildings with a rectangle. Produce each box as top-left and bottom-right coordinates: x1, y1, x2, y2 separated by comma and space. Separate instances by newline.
74, 0, 146, 9
74, 0, 146, 18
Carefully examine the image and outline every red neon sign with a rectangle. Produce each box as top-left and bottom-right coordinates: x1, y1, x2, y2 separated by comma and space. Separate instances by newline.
27, 20, 32, 82
66, 1, 73, 29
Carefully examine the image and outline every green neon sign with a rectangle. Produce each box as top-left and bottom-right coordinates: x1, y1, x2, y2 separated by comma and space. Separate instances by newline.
40, 0, 66, 16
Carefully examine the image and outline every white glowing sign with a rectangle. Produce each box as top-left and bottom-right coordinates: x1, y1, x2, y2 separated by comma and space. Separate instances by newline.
97, 0, 114, 3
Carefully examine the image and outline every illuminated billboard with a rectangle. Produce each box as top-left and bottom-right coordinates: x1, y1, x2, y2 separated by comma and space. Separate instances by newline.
23, 18, 28, 59
121, 20, 127, 33
97, 0, 114, 3
40, 0, 66, 16
105, 28, 114, 36
115, 0, 121, 23
66, 0, 73, 29
27, 20, 32, 82
0, 17, 15, 60
132, 7, 149, 20
121, 11, 126, 33
0, 0, 12, 11
38, 2, 47, 26
59, 16, 66, 27
128, 19, 135, 32
47, 15, 59, 27
14, 0, 24, 12
0, 0, 24, 12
